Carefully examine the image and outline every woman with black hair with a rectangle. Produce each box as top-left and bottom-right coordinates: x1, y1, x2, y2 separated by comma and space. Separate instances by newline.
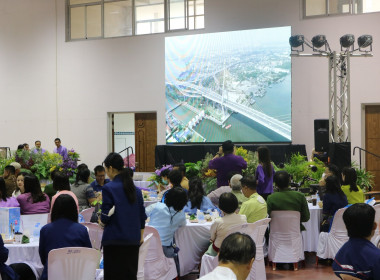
50, 172, 79, 212
255, 146, 274, 200
146, 187, 188, 275
70, 166, 96, 211
0, 178, 20, 207
183, 177, 218, 214
38, 194, 91, 280
341, 167, 364, 204
100, 152, 147, 280
16, 174, 50, 214
321, 175, 348, 232
206, 192, 247, 256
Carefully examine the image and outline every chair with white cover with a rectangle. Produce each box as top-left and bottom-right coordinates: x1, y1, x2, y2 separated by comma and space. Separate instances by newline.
268, 211, 304, 271
80, 207, 95, 223
199, 218, 271, 280
316, 208, 348, 263
142, 226, 177, 280
370, 204, 380, 245
47, 247, 100, 280
137, 233, 154, 280
82, 222, 104, 250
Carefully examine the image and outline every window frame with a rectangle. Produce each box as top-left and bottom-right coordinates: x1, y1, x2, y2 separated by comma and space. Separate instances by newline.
66, 0, 204, 41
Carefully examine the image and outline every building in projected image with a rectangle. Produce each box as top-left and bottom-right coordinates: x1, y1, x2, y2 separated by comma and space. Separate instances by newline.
165, 26, 292, 143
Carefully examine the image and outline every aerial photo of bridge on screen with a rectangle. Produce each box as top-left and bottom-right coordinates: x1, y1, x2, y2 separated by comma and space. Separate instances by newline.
165, 26, 291, 143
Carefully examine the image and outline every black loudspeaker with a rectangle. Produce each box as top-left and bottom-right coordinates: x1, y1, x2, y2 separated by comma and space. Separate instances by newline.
314, 119, 329, 152
328, 142, 351, 171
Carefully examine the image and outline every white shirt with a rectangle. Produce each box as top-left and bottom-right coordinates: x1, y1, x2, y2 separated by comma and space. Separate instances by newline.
198, 266, 237, 280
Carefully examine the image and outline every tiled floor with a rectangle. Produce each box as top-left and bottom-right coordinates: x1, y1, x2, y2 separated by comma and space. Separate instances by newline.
181, 253, 337, 280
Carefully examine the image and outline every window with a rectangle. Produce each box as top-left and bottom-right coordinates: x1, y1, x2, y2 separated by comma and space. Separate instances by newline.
304, 0, 380, 18
67, 0, 205, 40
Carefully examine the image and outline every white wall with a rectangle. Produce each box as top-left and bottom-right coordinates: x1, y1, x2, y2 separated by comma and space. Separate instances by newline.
0, 0, 379, 169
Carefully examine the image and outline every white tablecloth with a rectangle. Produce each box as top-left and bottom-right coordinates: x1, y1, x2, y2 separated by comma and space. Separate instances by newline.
175, 220, 212, 276
134, 181, 153, 190
5, 242, 43, 278
302, 204, 322, 252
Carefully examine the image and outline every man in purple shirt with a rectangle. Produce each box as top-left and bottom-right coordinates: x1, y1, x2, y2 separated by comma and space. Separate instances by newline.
53, 138, 68, 158
208, 140, 247, 188
32, 140, 46, 154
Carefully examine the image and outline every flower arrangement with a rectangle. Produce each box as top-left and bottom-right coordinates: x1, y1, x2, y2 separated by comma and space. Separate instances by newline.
32, 152, 63, 180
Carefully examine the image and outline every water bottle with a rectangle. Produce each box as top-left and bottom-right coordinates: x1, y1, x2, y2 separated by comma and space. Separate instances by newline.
33, 223, 41, 242
78, 214, 85, 223
99, 257, 104, 269
197, 210, 205, 224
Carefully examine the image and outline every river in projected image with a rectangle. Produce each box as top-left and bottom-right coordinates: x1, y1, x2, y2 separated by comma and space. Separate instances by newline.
165, 26, 291, 143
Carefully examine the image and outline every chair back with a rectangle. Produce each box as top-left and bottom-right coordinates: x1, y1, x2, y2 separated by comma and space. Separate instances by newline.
80, 207, 95, 223
268, 211, 304, 263
143, 226, 177, 280
47, 247, 100, 280
82, 222, 103, 250
329, 208, 348, 239
137, 233, 153, 280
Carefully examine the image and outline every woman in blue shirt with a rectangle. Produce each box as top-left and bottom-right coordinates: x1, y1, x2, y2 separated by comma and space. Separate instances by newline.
183, 177, 218, 214
39, 194, 92, 280
147, 187, 188, 275
321, 175, 348, 232
101, 153, 147, 280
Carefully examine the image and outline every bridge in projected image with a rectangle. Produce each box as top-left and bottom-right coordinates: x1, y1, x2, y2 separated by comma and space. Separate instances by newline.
167, 80, 291, 141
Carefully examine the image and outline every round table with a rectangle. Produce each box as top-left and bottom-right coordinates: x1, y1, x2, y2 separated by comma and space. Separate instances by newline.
302, 203, 323, 252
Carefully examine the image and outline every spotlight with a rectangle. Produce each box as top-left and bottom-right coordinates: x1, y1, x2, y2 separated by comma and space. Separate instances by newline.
358, 35, 373, 51
340, 34, 355, 50
311, 35, 327, 50
289, 35, 304, 51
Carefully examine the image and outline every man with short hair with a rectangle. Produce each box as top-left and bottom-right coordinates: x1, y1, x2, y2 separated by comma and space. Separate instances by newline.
32, 140, 46, 154
266, 171, 310, 230
239, 175, 267, 223
333, 203, 380, 279
90, 165, 110, 193
2, 165, 17, 197
23, 143, 30, 151
208, 140, 247, 188
199, 232, 256, 280
9, 162, 21, 177
53, 138, 68, 158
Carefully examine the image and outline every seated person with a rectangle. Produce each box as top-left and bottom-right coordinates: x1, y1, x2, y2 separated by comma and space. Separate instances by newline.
70, 167, 96, 211
319, 164, 340, 187
266, 171, 310, 230
183, 177, 218, 214
17, 174, 50, 214
50, 172, 79, 213
206, 192, 247, 256
13, 172, 28, 198
207, 173, 248, 208
239, 175, 267, 223
43, 170, 58, 202
146, 187, 188, 274
341, 167, 365, 204
160, 169, 186, 202
0, 178, 20, 207
199, 232, 256, 280
157, 168, 171, 192
90, 165, 110, 193
321, 175, 348, 232
39, 194, 92, 280
10, 162, 21, 178
333, 203, 380, 279
173, 163, 189, 190
2, 165, 17, 198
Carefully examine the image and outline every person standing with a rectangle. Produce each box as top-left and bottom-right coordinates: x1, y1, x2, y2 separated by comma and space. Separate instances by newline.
255, 146, 274, 200
100, 153, 147, 280
31, 140, 46, 154
53, 138, 68, 158
208, 140, 247, 188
